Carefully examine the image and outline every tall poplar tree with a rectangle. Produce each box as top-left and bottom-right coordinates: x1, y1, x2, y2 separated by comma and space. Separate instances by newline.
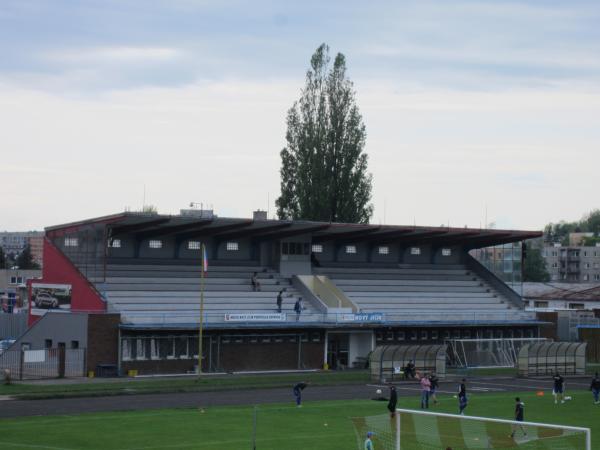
276, 44, 373, 223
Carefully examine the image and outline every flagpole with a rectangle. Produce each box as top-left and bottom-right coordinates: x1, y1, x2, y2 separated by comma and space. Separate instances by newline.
198, 243, 206, 377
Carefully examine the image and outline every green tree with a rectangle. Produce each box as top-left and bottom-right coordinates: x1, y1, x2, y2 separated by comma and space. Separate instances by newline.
522, 243, 550, 282
15, 244, 40, 270
276, 44, 373, 223
0, 247, 6, 269
582, 209, 600, 236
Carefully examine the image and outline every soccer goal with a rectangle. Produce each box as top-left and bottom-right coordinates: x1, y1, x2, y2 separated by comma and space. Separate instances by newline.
351, 408, 591, 449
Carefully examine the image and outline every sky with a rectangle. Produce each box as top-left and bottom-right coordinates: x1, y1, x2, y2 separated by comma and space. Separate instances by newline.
1, 0, 599, 231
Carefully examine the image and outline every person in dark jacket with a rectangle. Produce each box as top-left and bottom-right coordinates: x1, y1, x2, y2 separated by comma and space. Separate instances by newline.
387, 385, 397, 418
590, 372, 600, 404
552, 372, 565, 404
510, 397, 527, 438
458, 379, 468, 415
276, 289, 284, 313
429, 372, 439, 405
293, 381, 308, 407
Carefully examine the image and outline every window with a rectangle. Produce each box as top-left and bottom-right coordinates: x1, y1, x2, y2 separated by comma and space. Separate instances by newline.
583, 275, 589, 281
584, 251, 588, 257
70, 340, 79, 349
311, 244, 323, 253
226, 242, 239, 251
595, 274, 600, 281
188, 241, 201, 250
64, 237, 78, 247
44, 339, 52, 349
420, 330, 429, 340
442, 248, 452, 256
281, 242, 309, 255
378, 246, 389, 255
135, 339, 148, 360
552, 251, 558, 257
569, 303, 585, 310
534, 301, 549, 308
110, 239, 121, 248
585, 263, 591, 269
149, 240, 162, 249
594, 263, 600, 269
150, 339, 160, 360
122, 339, 132, 361
431, 330, 439, 340
345, 245, 357, 254
9, 276, 23, 285
410, 247, 421, 255
552, 262, 558, 268
396, 331, 405, 341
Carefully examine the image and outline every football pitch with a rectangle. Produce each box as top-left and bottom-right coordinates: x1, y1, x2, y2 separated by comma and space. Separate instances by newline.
0, 390, 598, 450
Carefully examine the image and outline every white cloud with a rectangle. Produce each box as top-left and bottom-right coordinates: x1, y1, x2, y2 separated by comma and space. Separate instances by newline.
42, 46, 186, 65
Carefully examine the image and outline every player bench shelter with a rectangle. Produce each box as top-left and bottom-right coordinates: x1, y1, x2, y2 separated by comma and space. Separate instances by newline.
369, 344, 446, 382
518, 341, 587, 377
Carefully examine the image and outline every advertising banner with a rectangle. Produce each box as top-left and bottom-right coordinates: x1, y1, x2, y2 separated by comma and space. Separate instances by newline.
224, 313, 286, 322
30, 283, 72, 316
340, 313, 384, 322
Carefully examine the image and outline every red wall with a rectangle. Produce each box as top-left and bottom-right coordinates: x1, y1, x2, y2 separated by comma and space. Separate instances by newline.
28, 238, 106, 325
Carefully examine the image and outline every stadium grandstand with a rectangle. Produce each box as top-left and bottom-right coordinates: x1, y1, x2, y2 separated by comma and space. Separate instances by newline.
9, 210, 542, 375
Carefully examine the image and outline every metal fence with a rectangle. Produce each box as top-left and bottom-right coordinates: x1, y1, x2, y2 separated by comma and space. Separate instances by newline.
0, 348, 86, 380
119, 310, 537, 327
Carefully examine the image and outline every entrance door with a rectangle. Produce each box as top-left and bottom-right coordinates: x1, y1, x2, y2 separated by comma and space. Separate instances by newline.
327, 334, 349, 370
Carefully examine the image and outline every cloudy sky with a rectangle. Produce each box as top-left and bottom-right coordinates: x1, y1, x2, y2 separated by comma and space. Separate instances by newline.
1, 0, 599, 231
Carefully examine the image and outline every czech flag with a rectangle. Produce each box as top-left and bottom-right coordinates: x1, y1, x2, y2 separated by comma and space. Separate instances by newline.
202, 244, 208, 273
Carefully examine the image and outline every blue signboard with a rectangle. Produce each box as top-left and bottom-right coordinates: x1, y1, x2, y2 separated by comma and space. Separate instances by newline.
341, 313, 384, 322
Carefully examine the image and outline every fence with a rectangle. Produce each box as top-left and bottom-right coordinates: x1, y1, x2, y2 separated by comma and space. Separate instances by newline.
0, 312, 27, 340
0, 348, 86, 380
119, 310, 536, 327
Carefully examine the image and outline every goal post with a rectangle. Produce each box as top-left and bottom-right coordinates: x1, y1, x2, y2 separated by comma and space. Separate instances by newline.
352, 408, 591, 450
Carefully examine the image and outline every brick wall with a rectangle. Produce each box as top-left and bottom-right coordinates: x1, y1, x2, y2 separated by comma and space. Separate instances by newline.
87, 314, 120, 372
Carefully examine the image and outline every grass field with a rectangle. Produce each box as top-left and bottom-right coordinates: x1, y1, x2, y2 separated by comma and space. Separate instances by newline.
0, 390, 598, 449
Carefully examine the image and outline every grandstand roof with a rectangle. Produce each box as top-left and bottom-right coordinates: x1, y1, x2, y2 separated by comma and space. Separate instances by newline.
46, 212, 541, 248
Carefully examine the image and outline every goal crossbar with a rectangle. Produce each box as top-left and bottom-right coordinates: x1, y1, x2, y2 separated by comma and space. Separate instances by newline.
395, 407, 591, 450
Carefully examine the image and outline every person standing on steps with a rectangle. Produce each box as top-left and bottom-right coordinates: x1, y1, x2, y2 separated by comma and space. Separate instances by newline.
276, 289, 284, 313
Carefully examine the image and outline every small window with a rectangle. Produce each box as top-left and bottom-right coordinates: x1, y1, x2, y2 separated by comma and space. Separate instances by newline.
584, 251, 588, 257
9, 276, 16, 284
583, 274, 589, 281
345, 245, 357, 254
311, 244, 323, 253
421, 330, 428, 340
226, 242, 239, 251
44, 339, 52, 349
17, 277, 23, 284
111, 239, 121, 248
442, 248, 452, 256
396, 331, 405, 341
386, 332, 394, 341
378, 246, 389, 255
410, 247, 421, 255
64, 237, 78, 247
71, 340, 79, 349
149, 240, 162, 249
121, 340, 132, 361
552, 262, 558, 268
534, 301, 549, 308
569, 303, 585, 310
188, 241, 201, 250
431, 330, 439, 340
595, 274, 600, 281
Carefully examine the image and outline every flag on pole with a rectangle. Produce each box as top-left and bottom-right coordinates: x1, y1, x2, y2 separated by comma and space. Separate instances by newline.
202, 244, 208, 273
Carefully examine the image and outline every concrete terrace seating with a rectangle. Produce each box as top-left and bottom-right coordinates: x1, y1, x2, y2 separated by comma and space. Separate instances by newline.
94, 264, 314, 324
314, 264, 517, 314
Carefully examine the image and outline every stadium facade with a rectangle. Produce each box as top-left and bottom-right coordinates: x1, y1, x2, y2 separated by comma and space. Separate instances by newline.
19, 212, 542, 375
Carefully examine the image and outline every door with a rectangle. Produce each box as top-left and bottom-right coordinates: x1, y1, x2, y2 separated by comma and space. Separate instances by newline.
327, 334, 349, 370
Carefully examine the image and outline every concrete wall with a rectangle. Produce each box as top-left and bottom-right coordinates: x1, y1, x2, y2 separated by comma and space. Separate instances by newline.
13, 312, 89, 350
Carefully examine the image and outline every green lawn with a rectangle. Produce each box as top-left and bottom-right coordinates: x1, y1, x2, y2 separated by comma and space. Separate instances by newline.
0, 390, 598, 449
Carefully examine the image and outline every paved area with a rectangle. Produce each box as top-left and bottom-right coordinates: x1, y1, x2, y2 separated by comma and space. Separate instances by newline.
0, 376, 594, 419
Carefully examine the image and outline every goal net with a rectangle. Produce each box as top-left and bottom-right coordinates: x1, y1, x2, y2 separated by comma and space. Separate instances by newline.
351, 409, 590, 450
